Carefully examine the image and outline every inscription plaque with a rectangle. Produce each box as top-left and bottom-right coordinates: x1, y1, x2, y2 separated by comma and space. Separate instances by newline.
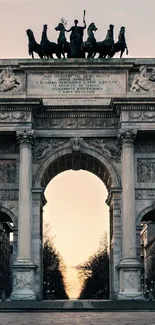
28, 70, 126, 98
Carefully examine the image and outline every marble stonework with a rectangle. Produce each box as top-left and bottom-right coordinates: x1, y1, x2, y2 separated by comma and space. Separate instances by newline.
1, 58, 155, 300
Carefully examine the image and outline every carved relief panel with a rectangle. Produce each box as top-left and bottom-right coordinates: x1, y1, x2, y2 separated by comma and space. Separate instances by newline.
0, 161, 16, 183
32, 138, 68, 163
137, 159, 155, 182
0, 67, 25, 94
130, 66, 155, 92
34, 115, 119, 129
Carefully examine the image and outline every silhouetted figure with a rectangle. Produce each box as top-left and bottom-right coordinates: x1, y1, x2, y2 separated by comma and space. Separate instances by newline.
65, 11, 86, 58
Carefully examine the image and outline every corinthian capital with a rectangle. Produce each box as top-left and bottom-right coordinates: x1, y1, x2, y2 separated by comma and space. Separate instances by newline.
119, 129, 137, 146
16, 130, 34, 146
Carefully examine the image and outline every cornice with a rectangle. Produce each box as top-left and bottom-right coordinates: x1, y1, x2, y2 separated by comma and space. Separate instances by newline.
0, 98, 42, 111
18, 59, 134, 71
35, 110, 117, 119
111, 97, 155, 115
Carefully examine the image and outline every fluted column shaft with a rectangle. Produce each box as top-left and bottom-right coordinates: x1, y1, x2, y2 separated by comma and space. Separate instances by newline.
17, 131, 34, 261
120, 130, 136, 260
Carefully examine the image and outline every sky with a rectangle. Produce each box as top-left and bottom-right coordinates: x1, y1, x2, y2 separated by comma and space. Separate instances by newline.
2, 0, 155, 298
0, 0, 155, 58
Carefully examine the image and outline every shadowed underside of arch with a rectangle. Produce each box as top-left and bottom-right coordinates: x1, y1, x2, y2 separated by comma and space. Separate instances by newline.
41, 152, 113, 191
0, 211, 12, 223
141, 209, 155, 223
137, 205, 155, 225
0, 206, 16, 224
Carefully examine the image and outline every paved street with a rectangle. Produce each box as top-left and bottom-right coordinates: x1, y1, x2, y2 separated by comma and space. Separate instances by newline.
0, 312, 155, 325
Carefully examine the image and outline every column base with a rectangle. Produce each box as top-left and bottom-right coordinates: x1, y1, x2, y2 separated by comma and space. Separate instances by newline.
11, 259, 36, 301
117, 292, 144, 300
117, 258, 144, 300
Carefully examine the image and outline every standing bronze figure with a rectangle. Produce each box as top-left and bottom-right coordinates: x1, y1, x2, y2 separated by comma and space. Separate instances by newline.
65, 10, 86, 58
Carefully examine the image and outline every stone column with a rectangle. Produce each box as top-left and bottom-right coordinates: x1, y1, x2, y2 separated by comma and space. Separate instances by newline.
118, 130, 143, 299
11, 130, 36, 300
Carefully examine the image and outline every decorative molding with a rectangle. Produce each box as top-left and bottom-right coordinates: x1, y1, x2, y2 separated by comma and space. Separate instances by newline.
0, 162, 16, 183
34, 116, 119, 129
121, 111, 155, 122
0, 112, 31, 122
83, 139, 121, 163
33, 138, 68, 163
0, 190, 18, 200
137, 158, 155, 182
16, 130, 34, 146
135, 189, 155, 199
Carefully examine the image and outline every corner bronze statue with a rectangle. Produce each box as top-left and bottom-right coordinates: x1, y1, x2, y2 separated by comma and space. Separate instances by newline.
26, 10, 128, 59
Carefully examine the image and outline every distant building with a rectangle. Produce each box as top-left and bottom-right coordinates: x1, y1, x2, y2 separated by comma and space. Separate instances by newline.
0, 222, 13, 298
140, 223, 155, 293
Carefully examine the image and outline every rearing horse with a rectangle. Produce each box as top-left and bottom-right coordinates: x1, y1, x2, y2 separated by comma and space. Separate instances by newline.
82, 22, 98, 58
40, 24, 61, 59
109, 26, 128, 58
26, 29, 43, 59
55, 23, 71, 58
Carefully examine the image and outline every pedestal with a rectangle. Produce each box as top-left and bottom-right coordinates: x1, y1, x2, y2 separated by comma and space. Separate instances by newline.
117, 260, 143, 300
11, 261, 36, 300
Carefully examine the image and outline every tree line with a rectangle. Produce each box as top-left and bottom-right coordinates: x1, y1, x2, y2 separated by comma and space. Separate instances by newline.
43, 225, 109, 299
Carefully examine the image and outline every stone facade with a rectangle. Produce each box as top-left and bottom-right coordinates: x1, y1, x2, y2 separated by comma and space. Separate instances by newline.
0, 58, 155, 300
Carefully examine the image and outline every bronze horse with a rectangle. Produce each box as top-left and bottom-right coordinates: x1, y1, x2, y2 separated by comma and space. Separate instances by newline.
84, 24, 114, 58
82, 22, 98, 58
82, 24, 128, 59
26, 29, 43, 59
40, 24, 61, 59
109, 26, 128, 58
55, 23, 71, 58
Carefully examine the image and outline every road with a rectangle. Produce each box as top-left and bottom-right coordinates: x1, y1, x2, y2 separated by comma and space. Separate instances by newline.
0, 312, 155, 325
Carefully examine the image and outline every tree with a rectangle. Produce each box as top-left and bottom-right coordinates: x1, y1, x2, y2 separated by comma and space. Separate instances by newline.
77, 232, 109, 299
43, 223, 69, 299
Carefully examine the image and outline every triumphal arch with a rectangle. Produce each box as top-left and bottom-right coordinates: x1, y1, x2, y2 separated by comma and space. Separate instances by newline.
0, 58, 154, 300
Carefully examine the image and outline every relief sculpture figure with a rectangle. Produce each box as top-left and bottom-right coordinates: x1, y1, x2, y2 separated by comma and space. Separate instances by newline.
130, 66, 155, 91
0, 67, 20, 92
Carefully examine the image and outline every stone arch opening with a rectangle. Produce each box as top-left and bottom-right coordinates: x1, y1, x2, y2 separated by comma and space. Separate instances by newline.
34, 148, 120, 191
33, 148, 120, 300
42, 153, 112, 190
43, 170, 109, 299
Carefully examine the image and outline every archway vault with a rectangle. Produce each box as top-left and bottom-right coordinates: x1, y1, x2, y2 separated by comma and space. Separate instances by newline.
33, 147, 120, 192
137, 205, 155, 225
0, 206, 16, 225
